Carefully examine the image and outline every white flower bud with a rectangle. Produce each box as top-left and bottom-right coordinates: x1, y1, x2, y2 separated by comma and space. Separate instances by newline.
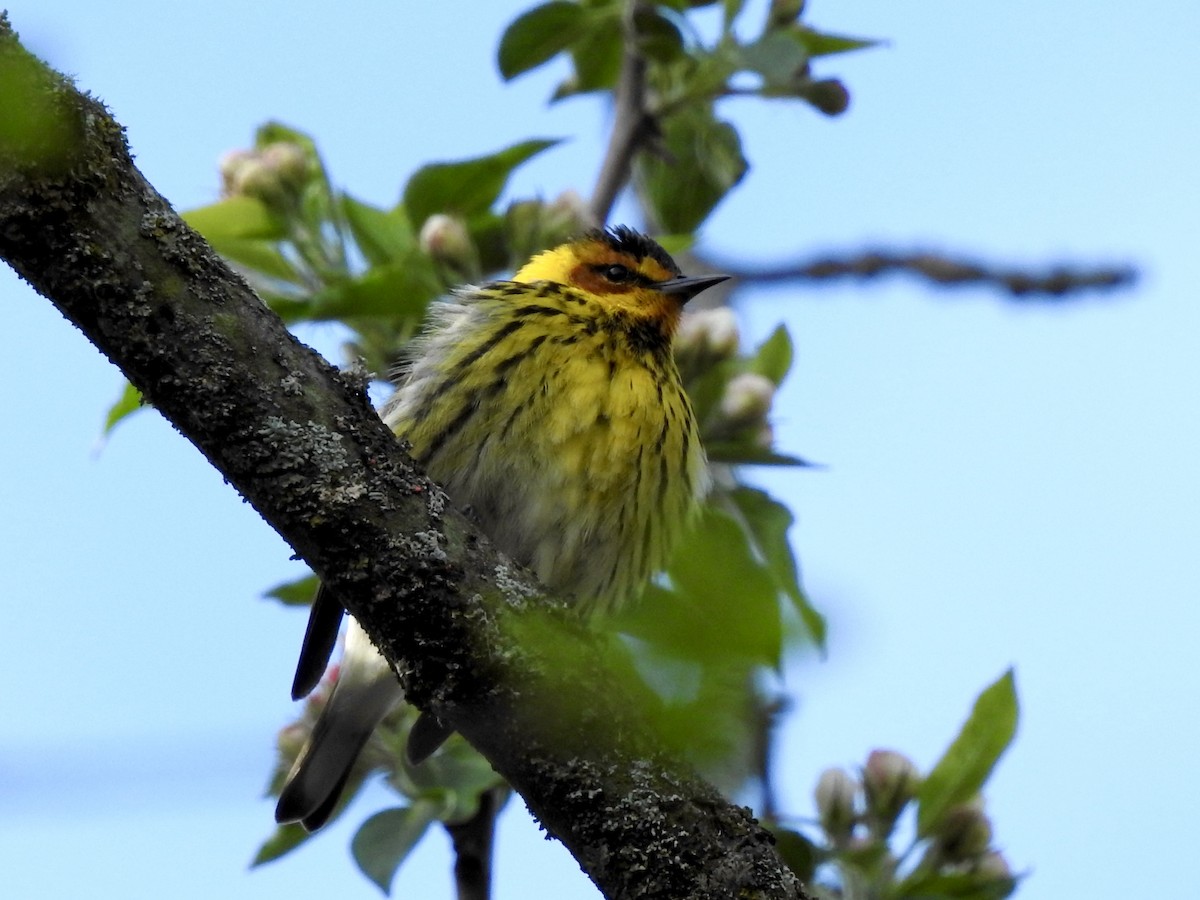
227, 155, 287, 206
719, 372, 775, 427
545, 189, 592, 234
677, 307, 739, 360
814, 767, 859, 845
419, 214, 473, 267
218, 149, 256, 197
259, 141, 310, 189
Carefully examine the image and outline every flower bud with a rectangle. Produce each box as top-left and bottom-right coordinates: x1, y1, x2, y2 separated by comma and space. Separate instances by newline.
862, 749, 921, 838
276, 721, 309, 763
719, 372, 776, 429
420, 214, 475, 269
814, 766, 859, 845
218, 149, 257, 197
503, 199, 546, 266
753, 423, 775, 450
505, 193, 595, 270
930, 801, 993, 864
230, 156, 289, 205
677, 307, 740, 360
259, 141, 311, 190
806, 78, 850, 117
544, 189, 593, 237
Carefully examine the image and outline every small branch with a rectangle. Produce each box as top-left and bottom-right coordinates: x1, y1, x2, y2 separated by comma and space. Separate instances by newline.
719, 249, 1137, 300
589, 2, 654, 224
445, 787, 506, 900
753, 695, 791, 823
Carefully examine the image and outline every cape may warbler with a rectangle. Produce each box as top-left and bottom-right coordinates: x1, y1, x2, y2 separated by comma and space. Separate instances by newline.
275, 226, 728, 830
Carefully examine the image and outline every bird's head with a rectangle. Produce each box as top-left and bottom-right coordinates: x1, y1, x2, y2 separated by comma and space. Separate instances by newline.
512, 226, 729, 334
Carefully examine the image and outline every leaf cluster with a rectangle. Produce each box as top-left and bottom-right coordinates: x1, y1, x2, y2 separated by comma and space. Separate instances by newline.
772, 672, 1021, 900
499, 0, 873, 231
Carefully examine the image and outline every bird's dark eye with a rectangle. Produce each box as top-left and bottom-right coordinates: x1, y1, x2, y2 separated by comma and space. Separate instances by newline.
596, 263, 635, 283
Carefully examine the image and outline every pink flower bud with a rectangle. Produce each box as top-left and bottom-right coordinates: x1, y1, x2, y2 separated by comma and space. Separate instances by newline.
862, 749, 921, 838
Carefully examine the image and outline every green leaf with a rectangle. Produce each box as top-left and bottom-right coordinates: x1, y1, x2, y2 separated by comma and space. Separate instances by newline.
722, 0, 746, 28
728, 486, 826, 649
406, 749, 508, 824
209, 238, 301, 283
649, 655, 761, 767
309, 251, 442, 322
554, 17, 623, 99
351, 802, 440, 895
748, 324, 793, 385
917, 670, 1019, 837
182, 196, 288, 242
250, 822, 312, 866
402, 139, 560, 229
792, 26, 880, 58
622, 506, 783, 667
101, 381, 143, 437
262, 293, 318, 326
739, 32, 812, 86
635, 106, 746, 233
895, 869, 1019, 900
767, 825, 821, 883
683, 359, 735, 426
264, 574, 319, 606
254, 121, 318, 152
704, 443, 811, 467
183, 196, 302, 283
498, 1, 589, 80
341, 194, 415, 267
651, 233, 696, 256
656, 0, 721, 9
632, 6, 686, 63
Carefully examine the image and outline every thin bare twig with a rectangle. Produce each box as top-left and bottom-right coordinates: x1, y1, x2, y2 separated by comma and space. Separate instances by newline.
589, 2, 654, 224
717, 249, 1137, 299
753, 695, 792, 822
445, 788, 507, 900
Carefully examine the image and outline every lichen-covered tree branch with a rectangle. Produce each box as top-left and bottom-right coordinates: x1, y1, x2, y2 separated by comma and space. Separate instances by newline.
0, 18, 807, 900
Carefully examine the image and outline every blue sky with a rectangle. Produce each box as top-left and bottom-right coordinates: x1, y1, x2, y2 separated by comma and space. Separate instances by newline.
3, 2, 1198, 898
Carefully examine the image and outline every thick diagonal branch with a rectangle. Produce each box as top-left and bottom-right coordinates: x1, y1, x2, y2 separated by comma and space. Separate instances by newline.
0, 18, 805, 900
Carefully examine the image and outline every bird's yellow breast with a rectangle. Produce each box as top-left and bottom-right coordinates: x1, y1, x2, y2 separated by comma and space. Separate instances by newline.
382, 279, 705, 612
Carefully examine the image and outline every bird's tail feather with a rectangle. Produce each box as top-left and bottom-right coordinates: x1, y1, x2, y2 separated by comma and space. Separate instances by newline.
275, 620, 402, 831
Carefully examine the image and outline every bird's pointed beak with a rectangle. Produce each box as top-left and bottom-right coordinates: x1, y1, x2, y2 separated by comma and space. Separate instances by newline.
658, 273, 731, 303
